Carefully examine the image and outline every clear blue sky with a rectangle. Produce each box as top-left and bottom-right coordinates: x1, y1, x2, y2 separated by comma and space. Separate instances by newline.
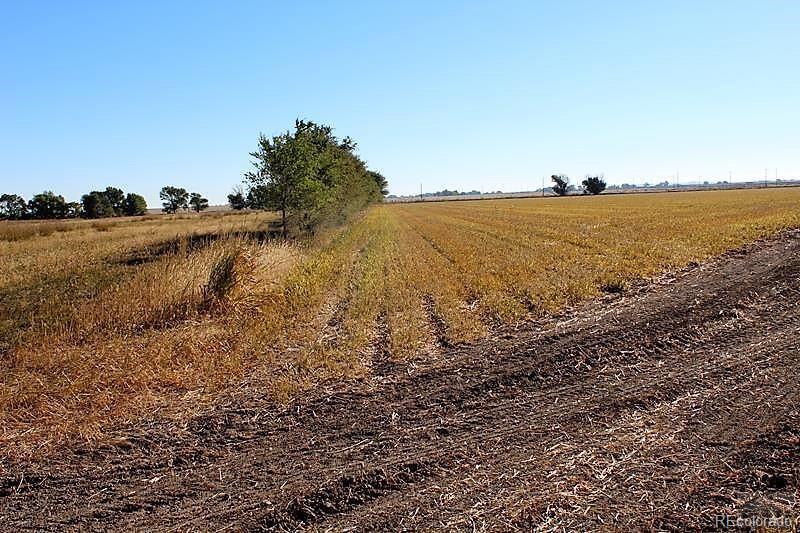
1, 1, 798, 204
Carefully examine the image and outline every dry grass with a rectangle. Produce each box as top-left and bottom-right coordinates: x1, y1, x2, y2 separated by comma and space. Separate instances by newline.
2, 188, 800, 460
0, 220, 74, 241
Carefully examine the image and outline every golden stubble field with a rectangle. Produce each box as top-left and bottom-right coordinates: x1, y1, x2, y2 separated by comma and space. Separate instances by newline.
1, 188, 799, 460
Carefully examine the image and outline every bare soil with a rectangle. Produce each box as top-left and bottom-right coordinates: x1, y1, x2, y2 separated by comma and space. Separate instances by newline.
2, 231, 799, 531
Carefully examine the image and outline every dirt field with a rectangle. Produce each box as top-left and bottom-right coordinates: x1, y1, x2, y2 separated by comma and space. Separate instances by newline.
2, 229, 798, 530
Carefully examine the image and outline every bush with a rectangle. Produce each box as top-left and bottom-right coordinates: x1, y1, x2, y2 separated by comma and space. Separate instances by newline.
205, 250, 238, 302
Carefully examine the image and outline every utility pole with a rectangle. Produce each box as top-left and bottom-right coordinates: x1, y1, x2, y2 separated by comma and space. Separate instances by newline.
676, 171, 679, 189
542, 175, 545, 197
420, 183, 423, 201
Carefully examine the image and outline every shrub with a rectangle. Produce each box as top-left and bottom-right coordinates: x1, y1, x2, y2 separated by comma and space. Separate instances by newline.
205, 250, 238, 302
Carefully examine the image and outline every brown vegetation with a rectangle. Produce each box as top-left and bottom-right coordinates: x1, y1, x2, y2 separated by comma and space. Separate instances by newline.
2, 225, 798, 530
1, 189, 800, 462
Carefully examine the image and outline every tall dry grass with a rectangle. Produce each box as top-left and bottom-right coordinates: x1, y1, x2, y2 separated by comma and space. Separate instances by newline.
0, 220, 75, 241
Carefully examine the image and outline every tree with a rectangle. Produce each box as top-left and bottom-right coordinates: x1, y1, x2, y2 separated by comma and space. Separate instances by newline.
123, 193, 147, 216
368, 170, 389, 196
246, 185, 270, 209
582, 175, 607, 195
244, 119, 383, 236
227, 186, 247, 210
103, 186, 125, 215
0, 194, 28, 219
66, 201, 83, 218
160, 186, 189, 213
244, 125, 321, 235
81, 191, 115, 218
28, 191, 68, 219
551, 175, 570, 196
189, 192, 209, 213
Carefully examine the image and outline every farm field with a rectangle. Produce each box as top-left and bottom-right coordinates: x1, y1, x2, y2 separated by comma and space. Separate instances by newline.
1, 188, 800, 528
2, 188, 800, 462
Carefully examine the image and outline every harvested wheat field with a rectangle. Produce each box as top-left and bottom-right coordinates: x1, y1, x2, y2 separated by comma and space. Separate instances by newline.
1, 189, 800, 529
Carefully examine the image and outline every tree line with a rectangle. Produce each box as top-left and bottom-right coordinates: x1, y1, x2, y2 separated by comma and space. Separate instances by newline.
231, 119, 388, 236
0, 188, 148, 220
0, 185, 213, 220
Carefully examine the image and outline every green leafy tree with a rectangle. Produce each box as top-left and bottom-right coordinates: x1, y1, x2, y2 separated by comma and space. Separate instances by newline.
244, 119, 382, 236
368, 170, 389, 196
103, 186, 125, 215
246, 185, 270, 209
160, 186, 189, 213
0, 194, 28, 219
81, 191, 115, 218
227, 186, 247, 210
123, 193, 147, 216
28, 191, 68, 219
551, 175, 570, 196
582, 175, 607, 195
244, 124, 320, 235
189, 192, 209, 212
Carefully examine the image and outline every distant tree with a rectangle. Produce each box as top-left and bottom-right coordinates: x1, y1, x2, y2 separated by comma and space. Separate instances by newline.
28, 191, 68, 219
0, 193, 28, 219
123, 193, 147, 216
368, 170, 389, 196
82, 188, 146, 218
103, 187, 125, 215
245, 185, 270, 209
227, 186, 247, 210
581, 175, 607, 195
551, 175, 570, 196
66, 201, 83, 218
81, 191, 115, 218
160, 186, 189, 213
189, 192, 209, 212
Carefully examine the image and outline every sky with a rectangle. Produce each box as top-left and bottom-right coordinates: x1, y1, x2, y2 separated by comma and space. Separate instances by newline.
1, 1, 798, 205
